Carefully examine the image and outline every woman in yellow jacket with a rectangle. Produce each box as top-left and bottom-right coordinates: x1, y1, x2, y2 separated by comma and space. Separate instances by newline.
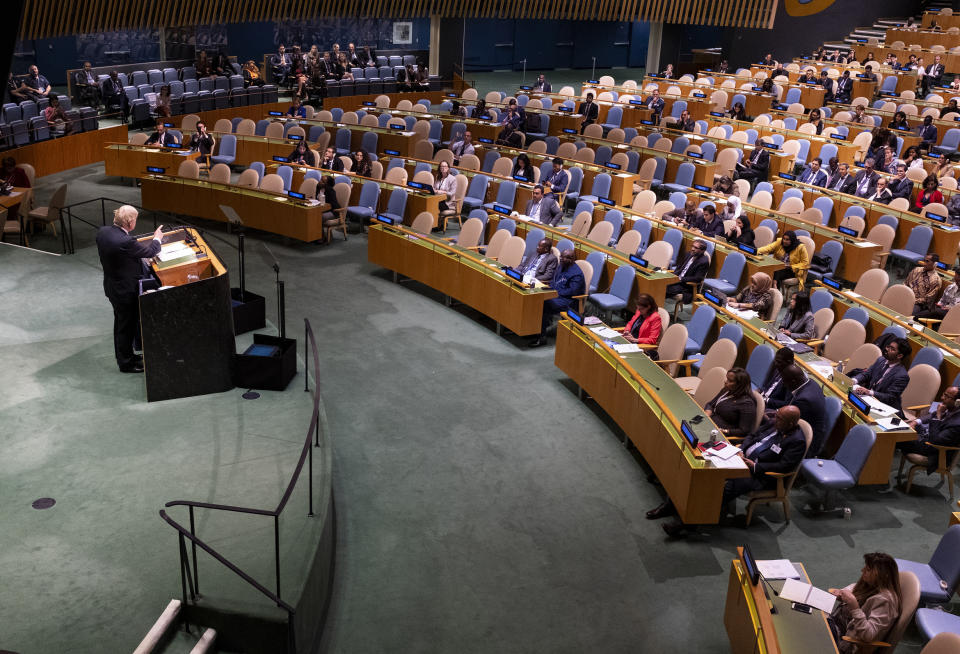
758, 230, 809, 291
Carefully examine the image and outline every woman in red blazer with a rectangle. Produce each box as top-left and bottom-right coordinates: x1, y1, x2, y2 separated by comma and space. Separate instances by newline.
622, 293, 663, 344
914, 174, 944, 212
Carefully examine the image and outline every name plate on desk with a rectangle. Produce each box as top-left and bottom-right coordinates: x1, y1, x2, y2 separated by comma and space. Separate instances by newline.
598, 197, 614, 206
587, 79, 600, 84
838, 226, 858, 237
847, 390, 871, 416
519, 85, 532, 91
147, 166, 165, 174
565, 308, 585, 324
384, 149, 400, 155
630, 100, 645, 106
446, 92, 458, 97
407, 180, 433, 193
562, 128, 577, 134
268, 111, 283, 116
680, 420, 702, 456
927, 212, 947, 223
693, 92, 706, 98
287, 190, 305, 200
703, 288, 724, 306
937, 260, 950, 270
629, 254, 648, 268
709, 111, 725, 117
389, 123, 404, 130
779, 172, 796, 180
375, 214, 395, 225
478, 137, 493, 144
693, 183, 711, 191
687, 152, 703, 159
362, 101, 375, 106
163, 122, 175, 128
558, 106, 573, 112
821, 276, 843, 290
273, 156, 289, 162
738, 243, 757, 255
493, 204, 512, 215
504, 267, 524, 282
606, 162, 621, 170
640, 119, 655, 125
288, 134, 302, 140
753, 86, 763, 92
830, 133, 846, 139
762, 142, 780, 150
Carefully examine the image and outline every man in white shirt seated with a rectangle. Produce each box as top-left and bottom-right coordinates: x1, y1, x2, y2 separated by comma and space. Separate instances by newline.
517, 238, 558, 284
450, 130, 475, 164
524, 185, 563, 226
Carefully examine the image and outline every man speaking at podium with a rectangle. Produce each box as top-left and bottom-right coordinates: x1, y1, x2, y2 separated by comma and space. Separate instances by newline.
96, 205, 163, 373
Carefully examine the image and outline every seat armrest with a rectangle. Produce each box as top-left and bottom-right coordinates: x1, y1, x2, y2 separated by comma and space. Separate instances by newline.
906, 403, 932, 411
842, 636, 890, 648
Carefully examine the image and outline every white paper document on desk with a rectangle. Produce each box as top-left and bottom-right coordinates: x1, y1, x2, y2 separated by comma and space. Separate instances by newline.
862, 395, 898, 416
756, 559, 802, 580
729, 308, 759, 320
612, 343, 642, 354
779, 578, 837, 613
591, 327, 621, 339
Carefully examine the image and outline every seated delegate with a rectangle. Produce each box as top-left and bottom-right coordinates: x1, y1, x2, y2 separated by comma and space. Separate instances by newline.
898, 386, 960, 473
828, 552, 902, 653
777, 291, 815, 339
727, 272, 775, 321
850, 338, 911, 410
529, 249, 584, 348
621, 293, 662, 345
517, 238, 558, 285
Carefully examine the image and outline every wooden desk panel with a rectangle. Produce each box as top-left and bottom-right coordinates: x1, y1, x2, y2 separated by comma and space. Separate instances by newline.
555, 321, 749, 524
8, 125, 128, 178
367, 223, 556, 336
103, 144, 200, 178
140, 176, 326, 242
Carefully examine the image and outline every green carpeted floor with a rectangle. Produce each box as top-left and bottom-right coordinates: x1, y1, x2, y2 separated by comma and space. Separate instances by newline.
1, 150, 954, 653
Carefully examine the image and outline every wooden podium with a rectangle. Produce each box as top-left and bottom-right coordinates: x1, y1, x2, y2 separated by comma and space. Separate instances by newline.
138, 228, 236, 402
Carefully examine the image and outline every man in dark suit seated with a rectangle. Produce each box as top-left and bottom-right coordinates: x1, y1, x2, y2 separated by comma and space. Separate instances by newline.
898, 386, 960, 474
834, 70, 853, 104
735, 143, 769, 186
517, 238, 559, 284
665, 239, 709, 304
798, 157, 828, 187
852, 158, 880, 198
100, 70, 127, 118
95, 205, 164, 373
661, 406, 807, 537
524, 185, 563, 226
642, 88, 665, 125
852, 337, 911, 410
819, 70, 835, 102
676, 109, 695, 132
529, 249, 585, 348
861, 64, 877, 83
532, 74, 552, 93
761, 347, 795, 410
578, 92, 600, 133
74, 61, 100, 108
827, 162, 856, 195
780, 365, 828, 456
318, 147, 344, 171
144, 121, 178, 147
888, 164, 913, 200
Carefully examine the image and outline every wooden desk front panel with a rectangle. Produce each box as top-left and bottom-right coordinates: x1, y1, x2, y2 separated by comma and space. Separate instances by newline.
368, 226, 555, 335
554, 322, 746, 524
140, 178, 325, 241
9, 125, 128, 178
103, 145, 200, 178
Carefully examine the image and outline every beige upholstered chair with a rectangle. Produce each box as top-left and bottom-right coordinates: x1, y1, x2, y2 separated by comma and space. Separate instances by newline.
821, 319, 867, 363
586, 221, 613, 245
569, 211, 593, 237
259, 173, 284, 193
853, 268, 890, 300
482, 229, 511, 259
643, 241, 673, 269
411, 212, 435, 235
632, 190, 657, 213
453, 217, 484, 248
675, 340, 738, 391
879, 284, 916, 316
209, 163, 231, 184
693, 367, 729, 407
236, 169, 259, 187
652, 323, 689, 376
497, 235, 526, 268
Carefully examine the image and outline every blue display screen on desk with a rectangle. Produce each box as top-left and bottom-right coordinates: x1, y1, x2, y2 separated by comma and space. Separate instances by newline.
930, 152, 943, 157
362, 101, 375, 106
753, 87, 763, 92
147, 166, 165, 174
164, 143, 180, 148
709, 111, 725, 117
775, 104, 788, 110
838, 226, 858, 237
288, 190, 305, 199
742, 545, 761, 586
558, 106, 572, 112
848, 390, 869, 415
937, 260, 950, 270
385, 149, 400, 156
478, 137, 493, 144
854, 161, 865, 167
822, 277, 842, 290
288, 134, 302, 140
703, 288, 724, 305
163, 122, 174, 128
762, 142, 779, 150
446, 92, 458, 97
375, 214, 395, 225
606, 162, 621, 169
493, 204, 512, 214
738, 243, 757, 255
562, 128, 577, 134
513, 174, 530, 181
565, 308, 585, 324
389, 123, 404, 130
687, 152, 703, 159
273, 156, 289, 162
856, 74, 866, 79
680, 420, 698, 449
927, 212, 947, 223
598, 197, 615, 206
693, 184, 711, 191
640, 119, 655, 125
408, 181, 433, 193
587, 79, 600, 84
268, 111, 283, 116
476, 115, 489, 121
519, 85, 532, 91
504, 267, 523, 282
630, 100, 645, 106
629, 254, 648, 268
779, 172, 796, 180
694, 92, 706, 98
831, 133, 846, 140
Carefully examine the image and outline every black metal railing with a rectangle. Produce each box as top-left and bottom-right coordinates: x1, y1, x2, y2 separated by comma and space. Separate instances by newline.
158, 318, 325, 653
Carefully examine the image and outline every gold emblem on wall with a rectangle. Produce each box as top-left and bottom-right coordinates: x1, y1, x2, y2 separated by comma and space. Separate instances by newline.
784, 0, 837, 16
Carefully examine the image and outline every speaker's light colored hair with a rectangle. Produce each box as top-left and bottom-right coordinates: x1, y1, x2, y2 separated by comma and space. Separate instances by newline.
113, 204, 138, 228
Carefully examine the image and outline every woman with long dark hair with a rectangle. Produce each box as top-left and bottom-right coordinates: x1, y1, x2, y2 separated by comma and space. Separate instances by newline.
512, 153, 534, 182
914, 175, 944, 212
726, 214, 755, 247
778, 291, 816, 339
828, 552, 902, 653
704, 367, 758, 438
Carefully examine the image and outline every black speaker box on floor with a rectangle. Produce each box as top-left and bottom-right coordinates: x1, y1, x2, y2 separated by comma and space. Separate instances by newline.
233, 334, 297, 391
231, 288, 266, 335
